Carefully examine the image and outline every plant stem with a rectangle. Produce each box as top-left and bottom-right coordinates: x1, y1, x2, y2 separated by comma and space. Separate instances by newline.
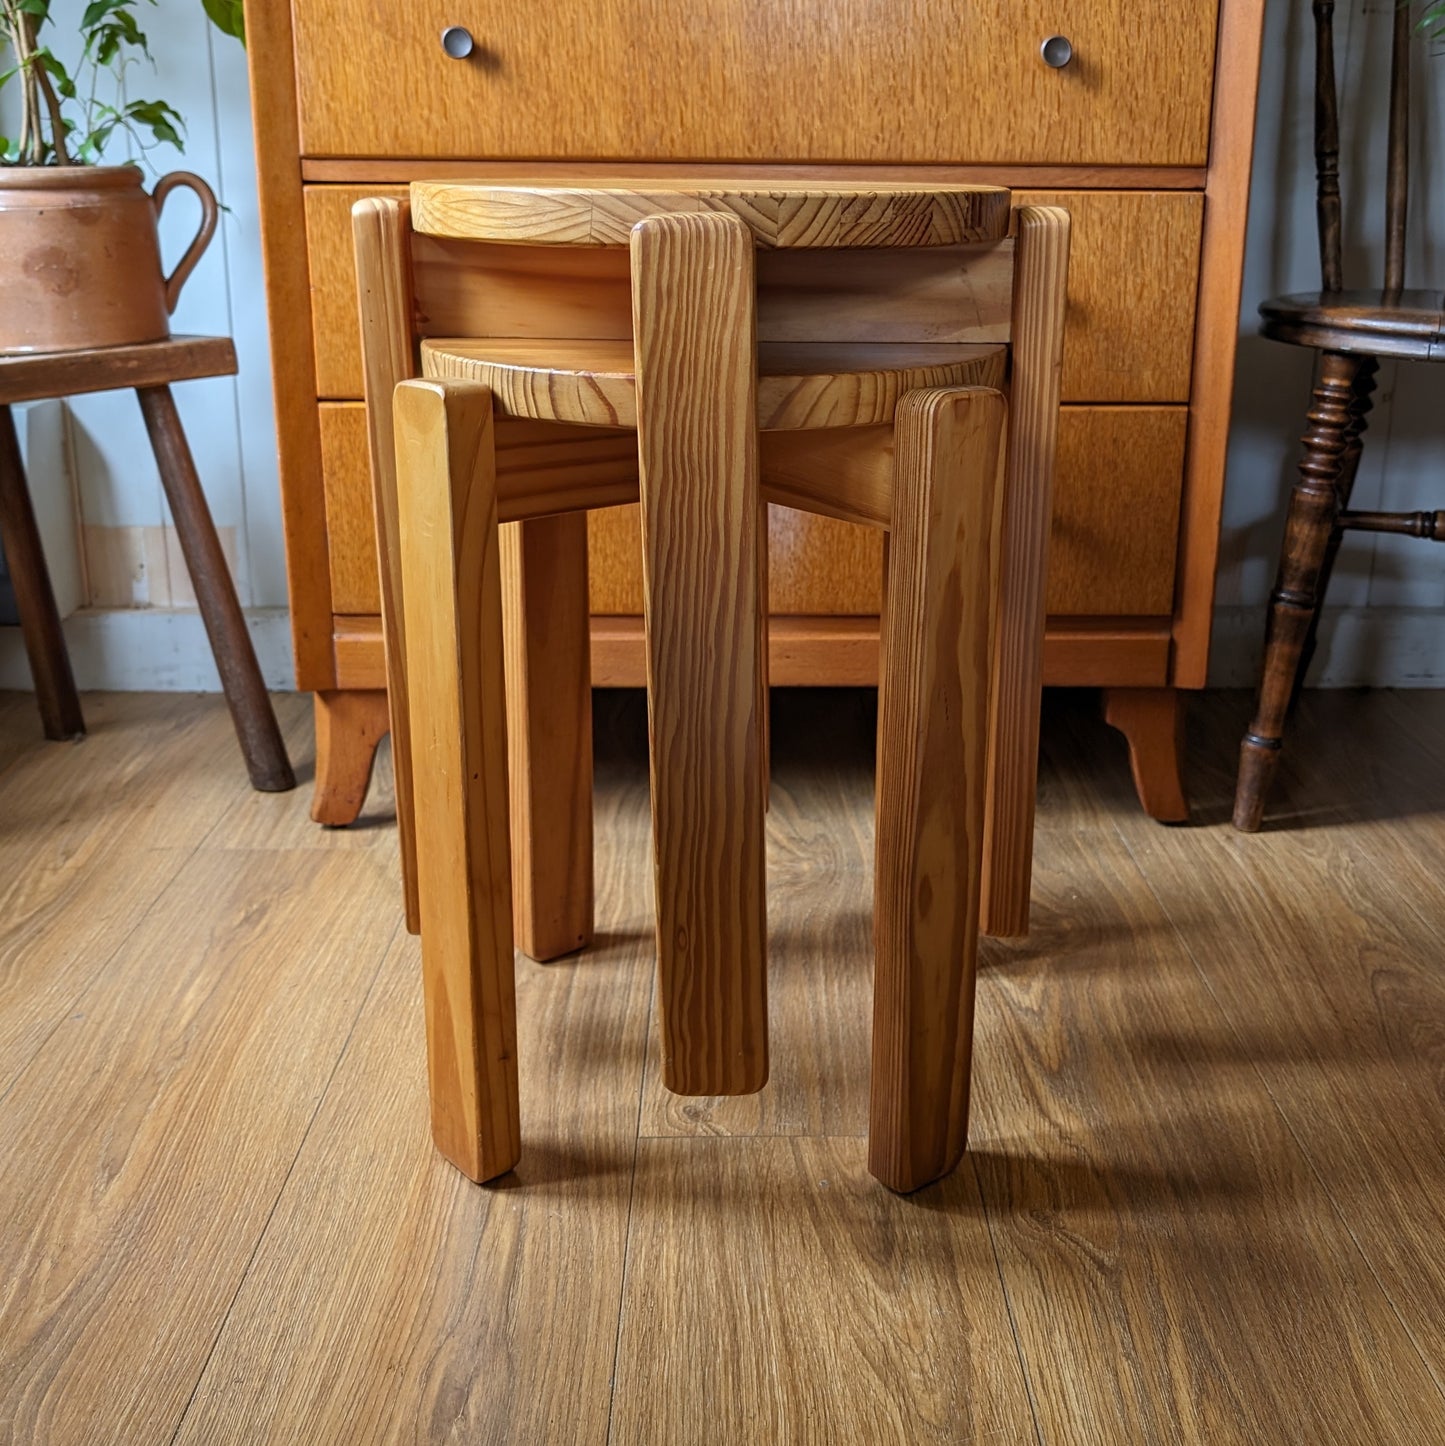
29, 26, 71, 164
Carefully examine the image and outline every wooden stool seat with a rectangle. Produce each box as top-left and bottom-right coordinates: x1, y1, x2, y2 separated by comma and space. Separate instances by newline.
410, 180, 1013, 249
0, 336, 294, 791
1259, 290, 1445, 359
422, 338, 1008, 430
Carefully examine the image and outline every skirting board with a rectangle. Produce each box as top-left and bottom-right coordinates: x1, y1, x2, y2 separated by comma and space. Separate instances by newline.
1209, 606, 1445, 688
0, 608, 295, 692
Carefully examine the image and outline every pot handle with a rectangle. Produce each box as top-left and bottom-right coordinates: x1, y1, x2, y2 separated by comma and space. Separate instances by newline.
151, 171, 219, 316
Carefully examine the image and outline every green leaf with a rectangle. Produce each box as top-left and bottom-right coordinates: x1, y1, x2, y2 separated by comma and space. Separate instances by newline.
124, 97, 185, 152
34, 49, 77, 99
15, 0, 52, 18
80, 0, 129, 26
201, 0, 245, 43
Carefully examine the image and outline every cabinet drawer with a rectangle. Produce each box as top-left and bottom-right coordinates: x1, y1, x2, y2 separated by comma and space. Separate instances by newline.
307, 185, 1201, 405
293, 3, 1218, 167
317, 401, 1184, 623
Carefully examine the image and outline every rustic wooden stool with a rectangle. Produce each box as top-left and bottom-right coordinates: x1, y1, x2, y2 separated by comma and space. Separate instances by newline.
354, 182, 1068, 1192
0, 337, 294, 791
1234, 1, 1444, 830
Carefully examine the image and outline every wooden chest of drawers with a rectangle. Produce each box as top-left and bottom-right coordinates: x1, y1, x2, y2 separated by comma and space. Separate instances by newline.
243, 0, 1265, 823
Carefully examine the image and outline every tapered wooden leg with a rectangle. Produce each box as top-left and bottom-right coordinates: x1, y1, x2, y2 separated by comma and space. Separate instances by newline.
1294, 356, 1378, 706
353, 196, 422, 931
311, 689, 389, 826
500, 513, 594, 962
870, 386, 1007, 1194
631, 211, 768, 1096
0, 404, 83, 740
1234, 351, 1362, 832
394, 377, 519, 1183
1102, 687, 1189, 822
980, 205, 1070, 940
136, 385, 294, 792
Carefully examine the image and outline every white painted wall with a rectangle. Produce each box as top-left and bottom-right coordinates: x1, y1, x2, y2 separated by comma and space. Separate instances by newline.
1, 0, 1442, 692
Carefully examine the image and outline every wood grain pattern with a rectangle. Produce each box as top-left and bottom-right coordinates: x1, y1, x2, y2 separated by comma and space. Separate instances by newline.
870, 388, 1006, 1192
394, 378, 519, 1181
1013, 189, 1203, 403
500, 514, 594, 962
293, 2, 1218, 166
352, 196, 421, 929
0, 846, 398, 1446
631, 211, 768, 1097
309, 688, 389, 826
240, 0, 334, 690
1102, 685, 1190, 822
1171, 0, 1269, 687
981, 205, 1070, 940
0, 335, 235, 404
412, 181, 1011, 248
422, 337, 1007, 431
317, 400, 382, 613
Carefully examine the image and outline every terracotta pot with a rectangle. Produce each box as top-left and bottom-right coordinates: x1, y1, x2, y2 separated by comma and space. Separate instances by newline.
0, 165, 218, 355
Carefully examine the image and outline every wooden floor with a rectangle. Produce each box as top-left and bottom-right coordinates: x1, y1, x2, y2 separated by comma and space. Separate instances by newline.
1, 686, 1444, 1444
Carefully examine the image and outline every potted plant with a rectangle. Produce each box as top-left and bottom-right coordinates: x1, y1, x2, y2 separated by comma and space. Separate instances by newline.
0, 0, 242, 354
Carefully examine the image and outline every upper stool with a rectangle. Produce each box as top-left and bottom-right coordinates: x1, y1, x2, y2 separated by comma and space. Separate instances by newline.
0, 337, 293, 791
353, 182, 1069, 1192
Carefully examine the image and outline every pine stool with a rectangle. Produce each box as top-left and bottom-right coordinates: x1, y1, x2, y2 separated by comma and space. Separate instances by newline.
354, 183, 1069, 1192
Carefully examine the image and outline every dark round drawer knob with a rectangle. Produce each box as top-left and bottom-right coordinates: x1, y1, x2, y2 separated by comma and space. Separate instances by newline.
441, 25, 475, 59
1040, 35, 1074, 68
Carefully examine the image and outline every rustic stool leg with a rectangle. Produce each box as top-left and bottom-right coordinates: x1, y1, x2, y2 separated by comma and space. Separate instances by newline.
0, 404, 84, 740
631, 211, 768, 1096
500, 513, 595, 962
136, 385, 294, 792
1234, 351, 1362, 831
870, 387, 1007, 1194
394, 377, 520, 1182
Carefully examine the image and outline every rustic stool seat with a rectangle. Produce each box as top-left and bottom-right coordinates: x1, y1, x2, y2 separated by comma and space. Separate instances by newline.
0, 336, 294, 791
1259, 290, 1445, 358
422, 338, 1008, 430
354, 181, 1069, 1193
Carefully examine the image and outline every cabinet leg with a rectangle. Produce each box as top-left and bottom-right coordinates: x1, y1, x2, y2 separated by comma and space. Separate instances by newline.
311, 688, 389, 826
0, 404, 84, 740
1102, 687, 1189, 823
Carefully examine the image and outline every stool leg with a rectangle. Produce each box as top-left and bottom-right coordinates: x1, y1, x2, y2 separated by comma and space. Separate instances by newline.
0, 404, 84, 740
394, 377, 520, 1183
136, 385, 294, 792
631, 211, 768, 1096
870, 387, 1007, 1194
500, 513, 594, 962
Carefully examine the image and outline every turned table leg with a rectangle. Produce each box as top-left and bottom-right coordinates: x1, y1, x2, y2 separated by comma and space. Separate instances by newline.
1102, 687, 1189, 823
0, 404, 84, 741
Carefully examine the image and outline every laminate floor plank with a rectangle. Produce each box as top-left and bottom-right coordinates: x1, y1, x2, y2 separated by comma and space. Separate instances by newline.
1038, 692, 1445, 1416
173, 732, 656, 1446
0, 845, 399, 1446
971, 822, 1445, 1445
0, 690, 51, 780
610, 1136, 1036, 1446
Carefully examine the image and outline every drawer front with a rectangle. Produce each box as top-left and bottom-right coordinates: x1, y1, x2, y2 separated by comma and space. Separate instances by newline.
293, 3, 1218, 167
317, 402, 1184, 624
307, 186, 1202, 406
1016, 191, 1203, 404
587, 407, 1186, 618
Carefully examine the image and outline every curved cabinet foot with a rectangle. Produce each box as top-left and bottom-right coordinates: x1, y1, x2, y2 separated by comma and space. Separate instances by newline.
1102, 687, 1189, 823
310, 688, 390, 826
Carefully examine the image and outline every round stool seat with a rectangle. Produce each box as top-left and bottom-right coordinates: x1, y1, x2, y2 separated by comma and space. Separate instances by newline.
421, 337, 1007, 430
410, 180, 1012, 249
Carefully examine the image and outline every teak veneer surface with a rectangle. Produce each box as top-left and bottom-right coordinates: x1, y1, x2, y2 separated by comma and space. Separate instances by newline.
4, 689, 1445, 1441
291, 0, 1220, 166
